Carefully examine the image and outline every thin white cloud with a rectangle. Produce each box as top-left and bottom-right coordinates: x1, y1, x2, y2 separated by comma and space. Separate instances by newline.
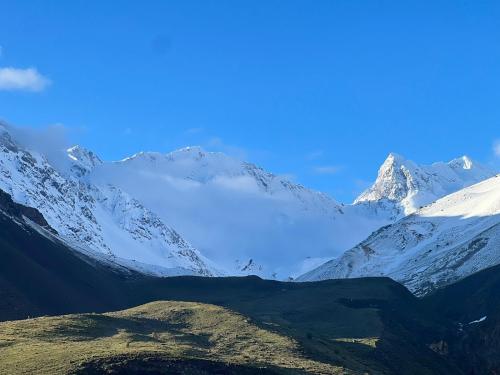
0, 67, 51, 92
494, 139, 500, 158
312, 165, 342, 175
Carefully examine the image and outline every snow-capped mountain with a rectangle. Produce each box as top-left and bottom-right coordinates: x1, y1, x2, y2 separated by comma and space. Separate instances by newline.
88, 146, 391, 279
299, 175, 500, 295
86, 148, 493, 279
0, 121, 496, 283
355, 153, 494, 217
0, 125, 217, 277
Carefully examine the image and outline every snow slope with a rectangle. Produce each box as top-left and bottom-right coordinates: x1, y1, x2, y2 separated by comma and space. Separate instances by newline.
89, 147, 392, 279
0, 125, 217, 276
300, 175, 500, 295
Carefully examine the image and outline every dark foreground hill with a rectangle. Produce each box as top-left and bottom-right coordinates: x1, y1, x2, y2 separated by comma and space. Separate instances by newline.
0, 190, 498, 374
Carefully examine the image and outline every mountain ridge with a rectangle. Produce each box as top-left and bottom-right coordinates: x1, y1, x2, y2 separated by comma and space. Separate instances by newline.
0, 122, 496, 284
354, 152, 495, 217
300, 174, 500, 295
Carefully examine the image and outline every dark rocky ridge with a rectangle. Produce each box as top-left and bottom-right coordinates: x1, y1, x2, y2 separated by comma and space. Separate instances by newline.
0, 188, 57, 234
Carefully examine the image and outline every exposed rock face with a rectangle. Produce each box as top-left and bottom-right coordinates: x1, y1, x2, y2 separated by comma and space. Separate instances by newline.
0, 188, 56, 234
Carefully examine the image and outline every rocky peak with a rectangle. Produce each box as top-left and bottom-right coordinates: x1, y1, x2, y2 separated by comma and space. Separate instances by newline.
67, 145, 102, 176
355, 153, 496, 215
356, 153, 418, 204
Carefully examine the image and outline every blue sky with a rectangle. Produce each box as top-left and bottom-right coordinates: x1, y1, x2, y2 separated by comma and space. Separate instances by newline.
0, 1, 499, 202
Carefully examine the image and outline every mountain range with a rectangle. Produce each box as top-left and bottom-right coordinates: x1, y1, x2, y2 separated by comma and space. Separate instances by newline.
2, 122, 500, 373
0, 122, 498, 294
1, 186, 500, 374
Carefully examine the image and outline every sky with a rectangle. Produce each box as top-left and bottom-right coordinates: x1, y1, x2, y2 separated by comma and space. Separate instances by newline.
0, 1, 499, 202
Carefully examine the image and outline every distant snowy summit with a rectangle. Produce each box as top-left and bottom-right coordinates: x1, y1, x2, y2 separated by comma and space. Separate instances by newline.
355, 152, 494, 217
300, 173, 500, 295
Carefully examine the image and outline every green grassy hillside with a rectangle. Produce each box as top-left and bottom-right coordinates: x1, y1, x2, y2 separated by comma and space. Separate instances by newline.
0, 275, 459, 374
0, 301, 341, 374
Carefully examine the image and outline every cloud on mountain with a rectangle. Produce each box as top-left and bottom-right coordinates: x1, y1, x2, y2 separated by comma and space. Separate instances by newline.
5, 123, 72, 172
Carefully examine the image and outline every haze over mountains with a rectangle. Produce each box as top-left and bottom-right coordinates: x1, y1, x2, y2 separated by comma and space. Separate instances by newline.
0, 122, 498, 292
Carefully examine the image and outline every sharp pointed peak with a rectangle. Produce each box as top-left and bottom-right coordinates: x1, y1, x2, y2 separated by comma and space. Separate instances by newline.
384, 152, 406, 164
67, 145, 102, 167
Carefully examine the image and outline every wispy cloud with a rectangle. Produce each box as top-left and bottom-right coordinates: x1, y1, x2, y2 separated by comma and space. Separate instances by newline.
312, 165, 342, 175
494, 139, 500, 158
0, 67, 51, 92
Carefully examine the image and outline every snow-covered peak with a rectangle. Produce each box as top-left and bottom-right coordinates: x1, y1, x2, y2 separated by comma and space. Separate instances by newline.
356, 152, 418, 204
168, 145, 207, 159
68, 145, 102, 168
355, 153, 496, 215
124, 146, 207, 162
120, 146, 245, 182
112, 146, 338, 205
300, 175, 500, 294
66, 145, 102, 177
385, 152, 408, 165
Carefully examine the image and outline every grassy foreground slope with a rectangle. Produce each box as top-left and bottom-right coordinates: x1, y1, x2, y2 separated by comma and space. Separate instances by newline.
0, 301, 341, 374
0, 278, 459, 375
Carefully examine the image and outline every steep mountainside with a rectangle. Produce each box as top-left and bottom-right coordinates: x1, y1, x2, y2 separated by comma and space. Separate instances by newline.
88, 147, 390, 278
0, 125, 217, 277
0, 187, 135, 320
300, 175, 500, 295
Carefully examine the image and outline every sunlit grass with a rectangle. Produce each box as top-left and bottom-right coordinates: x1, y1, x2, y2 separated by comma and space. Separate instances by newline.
0, 301, 347, 374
